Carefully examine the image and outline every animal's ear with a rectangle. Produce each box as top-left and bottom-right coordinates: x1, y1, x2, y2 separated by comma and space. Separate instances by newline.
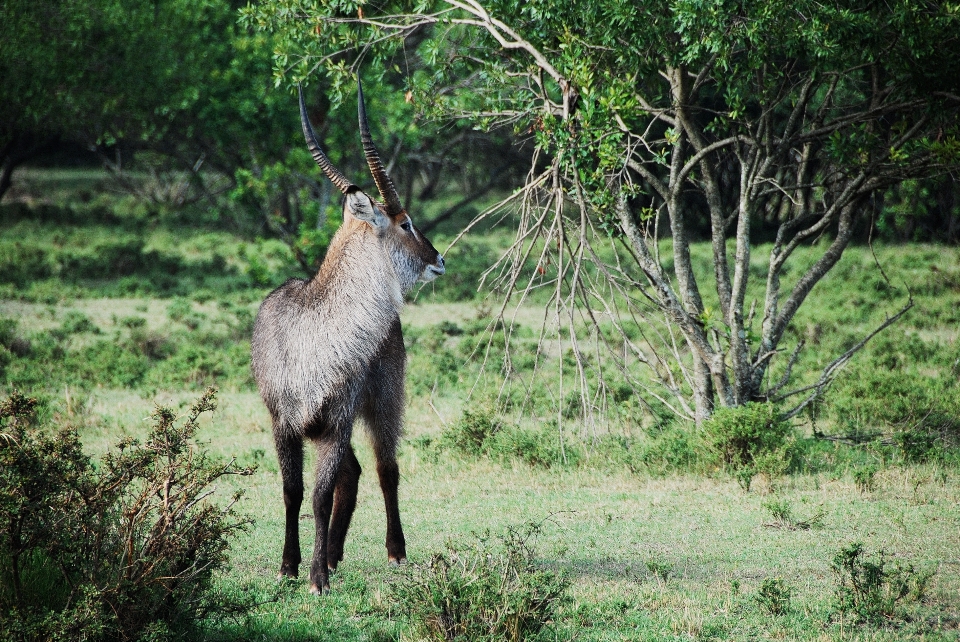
344, 190, 389, 228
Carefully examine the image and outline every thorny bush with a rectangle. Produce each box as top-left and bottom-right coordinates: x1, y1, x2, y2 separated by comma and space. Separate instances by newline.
387, 522, 568, 642
0, 388, 254, 642
831, 542, 933, 624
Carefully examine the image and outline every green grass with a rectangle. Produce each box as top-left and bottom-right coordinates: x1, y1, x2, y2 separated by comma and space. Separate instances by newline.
21, 383, 958, 640
2, 172, 960, 639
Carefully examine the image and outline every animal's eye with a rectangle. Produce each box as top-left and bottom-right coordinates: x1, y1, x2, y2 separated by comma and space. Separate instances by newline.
400, 219, 412, 232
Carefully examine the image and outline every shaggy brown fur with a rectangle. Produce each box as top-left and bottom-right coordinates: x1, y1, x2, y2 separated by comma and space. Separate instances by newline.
251, 82, 444, 594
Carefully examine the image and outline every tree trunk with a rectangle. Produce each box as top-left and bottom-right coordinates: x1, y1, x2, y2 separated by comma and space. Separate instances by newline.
0, 134, 56, 202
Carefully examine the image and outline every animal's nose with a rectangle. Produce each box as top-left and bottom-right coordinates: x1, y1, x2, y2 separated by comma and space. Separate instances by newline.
433, 254, 445, 274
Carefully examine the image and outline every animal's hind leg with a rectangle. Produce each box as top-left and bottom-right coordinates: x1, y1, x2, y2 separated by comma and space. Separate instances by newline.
309, 432, 348, 594
327, 444, 361, 572
274, 430, 304, 579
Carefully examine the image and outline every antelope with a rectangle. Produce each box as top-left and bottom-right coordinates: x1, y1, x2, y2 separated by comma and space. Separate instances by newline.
251, 80, 445, 594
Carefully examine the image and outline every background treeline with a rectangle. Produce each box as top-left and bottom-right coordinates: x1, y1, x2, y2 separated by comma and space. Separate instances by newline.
2, 0, 958, 247
0, 0, 528, 267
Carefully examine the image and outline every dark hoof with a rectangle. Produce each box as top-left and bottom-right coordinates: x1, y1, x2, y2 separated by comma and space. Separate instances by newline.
309, 583, 330, 595
388, 556, 407, 567
277, 567, 299, 581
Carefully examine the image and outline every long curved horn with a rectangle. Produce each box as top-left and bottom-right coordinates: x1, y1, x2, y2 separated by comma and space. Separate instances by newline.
299, 84, 355, 194
357, 77, 403, 214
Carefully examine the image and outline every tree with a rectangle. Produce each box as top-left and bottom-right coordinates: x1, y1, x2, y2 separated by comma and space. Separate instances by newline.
0, 0, 267, 203
0, 0, 88, 199
1, 0, 332, 259
213, 1, 960, 422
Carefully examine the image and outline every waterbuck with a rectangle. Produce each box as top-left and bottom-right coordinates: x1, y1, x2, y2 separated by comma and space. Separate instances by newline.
251, 80, 445, 594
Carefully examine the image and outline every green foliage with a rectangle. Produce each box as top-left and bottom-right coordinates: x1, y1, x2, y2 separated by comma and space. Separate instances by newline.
0, 0, 321, 238
442, 406, 502, 457
387, 523, 568, 642
644, 559, 672, 586
831, 542, 933, 625
761, 498, 824, 531
57, 311, 100, 337
629, 424, 703, 476
0, 209, 286, 299
0, 388, 254, 642
756, 578, 792, 616
703, 403, 794, 490
895, 427, 942, 464
246, 0, 960, 422
439, 407, 578, 469
762, 498, 793, 525
853, 464, 880, 493
1, 261, 258, 395
488, 423, 576, 468
877, 178, 960, 243
827, 367, 960, 464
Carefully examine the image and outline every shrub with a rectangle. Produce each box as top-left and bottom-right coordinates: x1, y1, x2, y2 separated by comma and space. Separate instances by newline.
68, 340, 151, 388
631, 424, 703, 476
828, 369, 960, 463
762, 498, 793, 525
119, 315, 147, 329
388, 523, 568, 642
441, 408, 578, 468
703, 403, 794, 490
761, 498, 825, 530
894, 420, 953, 463
756, 577, 792, 616
0, 319, 31, 377
0, 318, 17, 347
442, 407, 502, 457
0, 388, 254, 642
167, 298, 193, 322
853, 464, 880, 493
57, 310, 100, 336
645, 559, 672, 587
488, 424, 578, 468
831, 542, 933, 624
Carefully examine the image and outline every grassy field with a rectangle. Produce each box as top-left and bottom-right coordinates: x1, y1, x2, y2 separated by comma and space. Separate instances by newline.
2, 172, 960, 640
31, 386, 960, 641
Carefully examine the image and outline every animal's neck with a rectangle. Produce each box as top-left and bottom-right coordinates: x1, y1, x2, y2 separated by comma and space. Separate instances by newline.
305, 224, 404, 339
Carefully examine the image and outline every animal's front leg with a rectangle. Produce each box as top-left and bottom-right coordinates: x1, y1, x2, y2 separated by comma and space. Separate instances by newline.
375, 446, 406, 564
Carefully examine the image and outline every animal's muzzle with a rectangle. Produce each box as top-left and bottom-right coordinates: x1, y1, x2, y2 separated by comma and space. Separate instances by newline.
422, 255, 445, 281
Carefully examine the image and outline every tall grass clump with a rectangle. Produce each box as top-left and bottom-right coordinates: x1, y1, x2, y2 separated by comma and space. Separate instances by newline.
388, 523, 568, 642
0, 388, 254, 642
